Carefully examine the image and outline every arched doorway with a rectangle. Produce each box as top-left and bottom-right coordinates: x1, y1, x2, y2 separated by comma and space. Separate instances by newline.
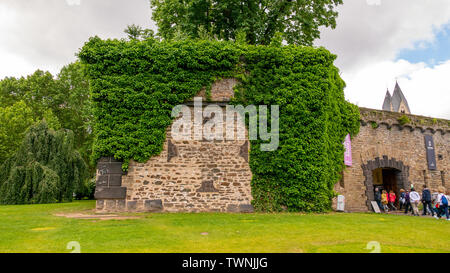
362, 156, 410, 210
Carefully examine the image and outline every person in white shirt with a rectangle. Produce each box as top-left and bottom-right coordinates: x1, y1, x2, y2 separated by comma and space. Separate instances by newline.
409, 188, 421, 216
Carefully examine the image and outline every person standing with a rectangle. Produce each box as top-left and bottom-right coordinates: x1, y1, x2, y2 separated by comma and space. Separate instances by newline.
381, 190, 389, 212
435, 187, 450, 220
388, 190, 396, 211
374, 187, 384, 212
404, 190, 412, 214
421, 185, 434, 216
399, 189, 406, 210
409, 188, 421, 216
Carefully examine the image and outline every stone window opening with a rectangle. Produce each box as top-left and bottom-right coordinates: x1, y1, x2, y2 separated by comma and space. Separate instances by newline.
423, 170, 428, 188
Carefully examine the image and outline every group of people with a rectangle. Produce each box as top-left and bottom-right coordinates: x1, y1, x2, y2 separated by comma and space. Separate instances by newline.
374, 185, 449, 220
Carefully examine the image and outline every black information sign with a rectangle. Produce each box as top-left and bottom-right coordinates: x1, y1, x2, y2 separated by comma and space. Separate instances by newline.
424, 135, 437, 170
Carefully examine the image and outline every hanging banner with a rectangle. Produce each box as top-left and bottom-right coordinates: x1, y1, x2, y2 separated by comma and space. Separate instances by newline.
424, 135, 437, 170
344, 134, 352, 166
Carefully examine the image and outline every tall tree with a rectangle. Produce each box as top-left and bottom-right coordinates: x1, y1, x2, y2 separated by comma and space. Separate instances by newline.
150, 0, 343, 45
0, 121, 87, 204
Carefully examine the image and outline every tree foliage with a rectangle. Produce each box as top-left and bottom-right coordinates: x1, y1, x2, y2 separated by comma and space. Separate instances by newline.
0, 62, 94, 170
0, 101, 35, 164
124, 24, 155, 41
0, 121, 88, 204
150, 0, 343, 45
79, 37, 360, 212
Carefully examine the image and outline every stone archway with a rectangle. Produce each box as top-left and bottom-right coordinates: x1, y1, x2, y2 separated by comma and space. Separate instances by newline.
361, 156, 410, 210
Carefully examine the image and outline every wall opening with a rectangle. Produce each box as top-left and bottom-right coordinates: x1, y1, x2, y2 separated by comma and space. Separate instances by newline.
362, 156, 410, 210
372, 168, 401, 206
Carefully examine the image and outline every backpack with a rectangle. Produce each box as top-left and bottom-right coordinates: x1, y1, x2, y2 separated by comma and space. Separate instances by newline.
442, 195, 449, 206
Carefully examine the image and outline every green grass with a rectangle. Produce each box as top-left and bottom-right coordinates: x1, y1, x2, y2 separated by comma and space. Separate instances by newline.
0, 200, 448, 253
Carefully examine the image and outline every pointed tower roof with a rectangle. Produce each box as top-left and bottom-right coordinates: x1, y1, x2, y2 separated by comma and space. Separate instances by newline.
382, 89, 392, 111
391, 82, 411, 113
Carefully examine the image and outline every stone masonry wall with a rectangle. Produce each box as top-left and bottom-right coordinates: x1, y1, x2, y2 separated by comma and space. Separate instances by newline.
95, 77, 450, 213
335, 108, 450, 212
96, 79, 254, 212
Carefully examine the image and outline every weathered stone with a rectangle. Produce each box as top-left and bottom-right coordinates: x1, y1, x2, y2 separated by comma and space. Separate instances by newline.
117, 199, 126, 210
97, 162, 123, 175
240, 141, 249, 162
105, 200, 116, 210
197, 181, 219, 192
144, 199, 163, 211
96, 175, 108, 187
108, 174, 122, 187
94, 187, 126, 199
227, 204, 239, 212
127, 201, 137, 210
167, 140, 178, 162
238, 204, 254, 213
96, 200, 104, 210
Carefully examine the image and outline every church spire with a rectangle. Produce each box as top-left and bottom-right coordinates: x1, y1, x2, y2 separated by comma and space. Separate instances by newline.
381, 82, 411, 114
391, 82, 411, 114
382, 89, 392, 111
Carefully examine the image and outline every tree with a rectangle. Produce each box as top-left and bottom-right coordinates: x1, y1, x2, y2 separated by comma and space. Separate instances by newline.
0, 62, 94, 172
150, 0, 343, 45
53, 62, 94, 170
124, 24, 155, 40
0, 121, 88, 204
0, 70, 58, 117
0, 101, 35, 164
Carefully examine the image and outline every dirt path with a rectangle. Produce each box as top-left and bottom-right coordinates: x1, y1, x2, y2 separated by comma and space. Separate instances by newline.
54, 212, 140, 220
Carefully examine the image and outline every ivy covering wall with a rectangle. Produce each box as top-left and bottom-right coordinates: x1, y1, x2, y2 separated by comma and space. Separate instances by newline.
79, 37, 360, 212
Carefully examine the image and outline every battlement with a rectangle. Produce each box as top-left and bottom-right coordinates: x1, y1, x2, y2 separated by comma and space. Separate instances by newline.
359, 107, 449, 135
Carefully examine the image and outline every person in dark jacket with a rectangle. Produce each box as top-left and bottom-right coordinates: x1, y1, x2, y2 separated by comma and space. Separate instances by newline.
404, 190, 412, 214
374, 187, 383, 212
399, 189, 406, 210
422, 185, 434, 216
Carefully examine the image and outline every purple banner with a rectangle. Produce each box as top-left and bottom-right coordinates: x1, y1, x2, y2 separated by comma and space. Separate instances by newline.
344, 134, 352, 166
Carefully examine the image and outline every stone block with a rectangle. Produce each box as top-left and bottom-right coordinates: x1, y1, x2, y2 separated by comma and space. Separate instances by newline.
239, 204, 254, 213
105, 200, 116, 210
127, 201, 137, 210
227, 204, 239, 212
144, 199, 163, 211
94, 187, 127, 199
108, 174, 122, 187
96, 175, 108, 187
117, 199, 126, 210
96, 200, 104, 210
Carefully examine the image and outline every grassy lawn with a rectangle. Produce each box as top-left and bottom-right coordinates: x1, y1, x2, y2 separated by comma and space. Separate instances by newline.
0, 200, 448, 253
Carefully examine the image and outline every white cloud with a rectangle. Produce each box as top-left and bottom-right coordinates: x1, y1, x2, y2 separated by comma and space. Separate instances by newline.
0, 0, 156, 79
317, 0, 450, 70
316, 0, 450, 119
0, 0, 449, 119
342, 59, 450, 119
0, 50, 37, 78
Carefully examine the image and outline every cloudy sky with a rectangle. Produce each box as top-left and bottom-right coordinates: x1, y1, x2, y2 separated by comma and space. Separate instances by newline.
0, 0, 449, 119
